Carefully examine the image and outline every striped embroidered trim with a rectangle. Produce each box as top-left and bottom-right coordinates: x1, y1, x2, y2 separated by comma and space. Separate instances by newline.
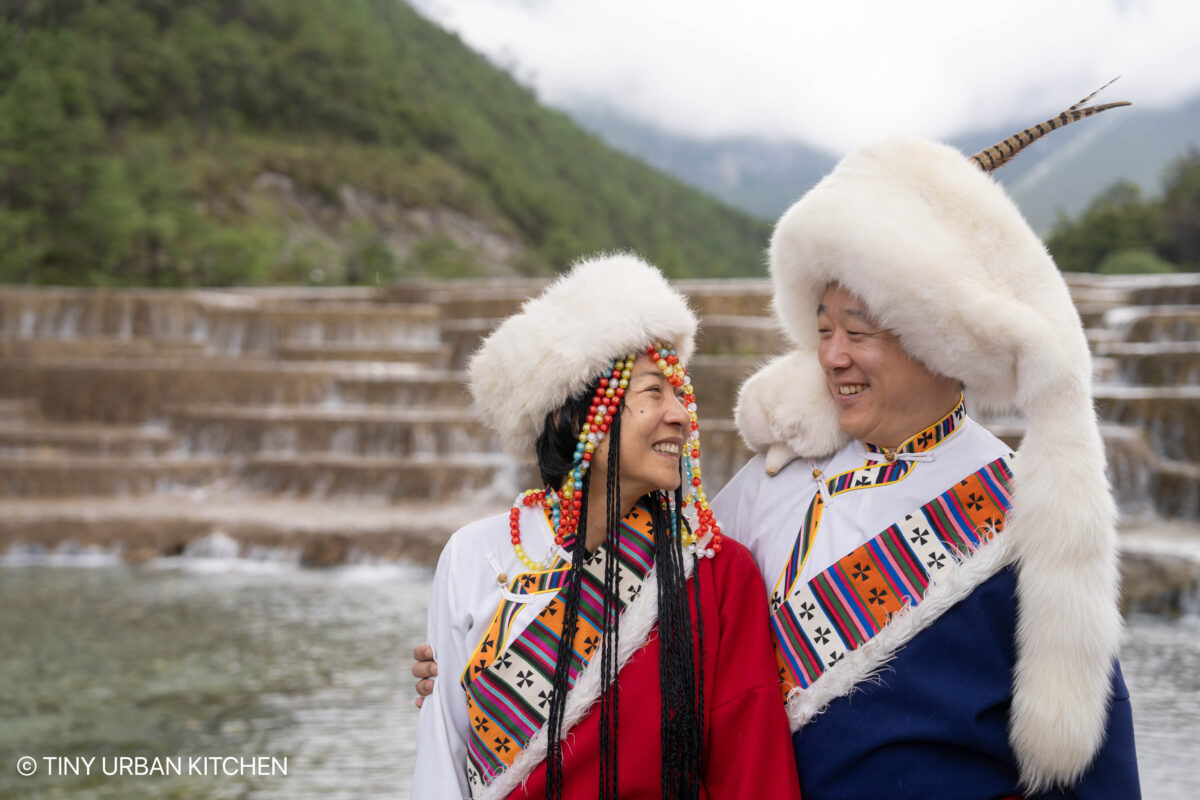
771, 455, 1013, 696
770, 397, 969, 612
460, 501, 659, 793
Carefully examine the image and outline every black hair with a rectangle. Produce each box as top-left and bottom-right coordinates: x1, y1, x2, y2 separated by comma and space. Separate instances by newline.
539, 375, 705, 800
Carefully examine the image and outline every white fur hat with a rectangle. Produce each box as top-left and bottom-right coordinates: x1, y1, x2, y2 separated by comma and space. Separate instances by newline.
737, 137, 1120, 792
469, 252, 697, 464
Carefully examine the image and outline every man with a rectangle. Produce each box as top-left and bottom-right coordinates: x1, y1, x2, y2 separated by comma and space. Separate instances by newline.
415, 93, 1141, 798
719, 113, 1139, 795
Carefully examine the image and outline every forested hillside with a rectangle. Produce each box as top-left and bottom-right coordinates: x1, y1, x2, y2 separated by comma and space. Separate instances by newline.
1047, 149, 1200, 274
0, 0, 771, 285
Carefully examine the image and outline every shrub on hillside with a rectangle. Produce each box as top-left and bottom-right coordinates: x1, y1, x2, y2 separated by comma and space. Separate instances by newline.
1096, 249, 1177, 275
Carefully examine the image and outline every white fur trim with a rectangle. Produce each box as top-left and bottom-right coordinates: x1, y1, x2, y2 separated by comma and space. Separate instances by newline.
746, 137, 1121, 789
734, 351, 847, 459
786, 533, 1015, 728
479, 556, 695, 799
469, 253, 697, 463
1006, 397, 1121, 793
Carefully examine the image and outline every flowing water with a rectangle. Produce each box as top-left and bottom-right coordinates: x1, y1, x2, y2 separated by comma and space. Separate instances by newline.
2, 555, 1197, 799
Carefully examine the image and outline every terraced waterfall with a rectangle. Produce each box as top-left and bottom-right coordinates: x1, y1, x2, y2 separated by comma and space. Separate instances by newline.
1, 275, 1198, 589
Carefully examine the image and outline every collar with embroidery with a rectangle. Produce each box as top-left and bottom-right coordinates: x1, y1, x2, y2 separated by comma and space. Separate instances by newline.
863, 395, 966, 461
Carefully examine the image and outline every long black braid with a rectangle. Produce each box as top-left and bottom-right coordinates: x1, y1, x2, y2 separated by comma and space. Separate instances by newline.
653, 483, 705, 799
598, 410, 623, 799
536, 376, 706, 799
543, 478, 589, 799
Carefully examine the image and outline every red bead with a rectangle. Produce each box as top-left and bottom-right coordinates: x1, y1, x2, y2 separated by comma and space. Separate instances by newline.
614, 388, 624, 397
712, 542, 722, 553
690, 421, 698, 430
599, 377, 609, 387
604, 414, 612, 424
712, 525, 721, 535
667, 354, 678, 364
692, 477, 702, 486
582, 452, 592, 461
691, 449, 700, 458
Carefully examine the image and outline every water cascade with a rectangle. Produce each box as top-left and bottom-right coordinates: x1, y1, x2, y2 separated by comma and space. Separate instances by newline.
1, 275, 1198, 591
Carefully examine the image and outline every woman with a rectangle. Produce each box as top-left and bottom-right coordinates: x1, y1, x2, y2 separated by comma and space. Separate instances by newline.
411, 254, 799, 799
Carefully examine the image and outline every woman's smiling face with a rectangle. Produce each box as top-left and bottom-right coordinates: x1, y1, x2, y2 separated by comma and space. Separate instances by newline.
591, 352, 690, 504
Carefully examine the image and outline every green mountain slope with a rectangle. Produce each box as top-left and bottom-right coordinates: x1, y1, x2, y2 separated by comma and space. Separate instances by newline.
0, 0, 770, 285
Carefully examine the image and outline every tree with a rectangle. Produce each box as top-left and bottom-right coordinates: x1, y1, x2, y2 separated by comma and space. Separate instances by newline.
1160, 148, 1200, 269
1047, 181, 1167, 273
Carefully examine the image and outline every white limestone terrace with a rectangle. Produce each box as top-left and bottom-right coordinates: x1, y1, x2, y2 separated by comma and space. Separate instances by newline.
0, 275, 1198, 594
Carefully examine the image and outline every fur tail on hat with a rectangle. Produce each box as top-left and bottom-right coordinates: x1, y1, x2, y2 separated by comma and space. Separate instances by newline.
1006, 366, 1121, 792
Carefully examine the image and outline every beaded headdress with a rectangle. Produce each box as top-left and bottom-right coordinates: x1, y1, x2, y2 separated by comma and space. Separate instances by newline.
469, 252, 722, 558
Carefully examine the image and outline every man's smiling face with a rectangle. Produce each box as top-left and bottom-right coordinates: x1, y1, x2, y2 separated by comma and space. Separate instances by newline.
817, 284, 960, 448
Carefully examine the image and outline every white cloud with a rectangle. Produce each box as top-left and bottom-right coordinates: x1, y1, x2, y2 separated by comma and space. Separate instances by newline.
410, 0, 1200, 155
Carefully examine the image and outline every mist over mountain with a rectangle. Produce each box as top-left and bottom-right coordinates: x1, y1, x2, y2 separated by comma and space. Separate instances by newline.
566, 94, 1200, 233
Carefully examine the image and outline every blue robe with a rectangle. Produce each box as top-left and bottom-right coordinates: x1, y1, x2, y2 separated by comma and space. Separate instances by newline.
791, 567, 1140, 799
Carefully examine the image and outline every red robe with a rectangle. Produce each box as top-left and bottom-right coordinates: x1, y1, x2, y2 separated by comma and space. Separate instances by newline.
506, 538, 801, 799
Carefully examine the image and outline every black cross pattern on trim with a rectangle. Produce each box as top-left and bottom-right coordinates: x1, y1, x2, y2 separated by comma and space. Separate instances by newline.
828, 651, 844, 665
544, 604, 558, 617
798, 601, 816, 620
495, 736, 512, 753
927, 552, 946, 570
909, 527, 929, 546
496, 652, 513, 669
984, 516, 1004, 532
855, 474, 872, 486
965, 492, 985, 511
537, 689, 553, 709
867, 588, 887, 605
480, 635, 495, 653
851, 562, 871, 581
474, 715, 490, 733
917, 431, 933, 447
583, 635, 600, 655
516, 669, 533, 688
814, 626, 831, 645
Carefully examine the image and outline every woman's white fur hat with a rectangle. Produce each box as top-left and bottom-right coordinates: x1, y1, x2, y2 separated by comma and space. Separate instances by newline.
737, 137, 1120, 793
469, 252, 697, 464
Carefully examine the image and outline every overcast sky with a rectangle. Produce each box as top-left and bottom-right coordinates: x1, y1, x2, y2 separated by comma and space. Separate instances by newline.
409, 0, 1200, 156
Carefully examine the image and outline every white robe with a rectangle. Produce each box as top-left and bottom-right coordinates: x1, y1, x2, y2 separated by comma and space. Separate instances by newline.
712, 414, 1011, 599
412, 505, 564, 799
